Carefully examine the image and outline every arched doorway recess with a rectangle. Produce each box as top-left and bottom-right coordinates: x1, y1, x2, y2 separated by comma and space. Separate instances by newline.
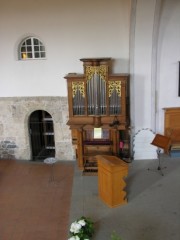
29, 110, 55, 161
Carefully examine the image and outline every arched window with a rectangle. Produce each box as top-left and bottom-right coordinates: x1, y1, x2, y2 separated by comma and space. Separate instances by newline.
19, 37, 46, 60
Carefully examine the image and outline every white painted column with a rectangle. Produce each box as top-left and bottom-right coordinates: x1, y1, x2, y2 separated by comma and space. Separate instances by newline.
130, 0, 159, 159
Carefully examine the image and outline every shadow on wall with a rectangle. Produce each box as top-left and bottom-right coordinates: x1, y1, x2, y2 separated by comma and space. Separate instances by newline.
134, 75, 147, 127
133, 128, 157, 160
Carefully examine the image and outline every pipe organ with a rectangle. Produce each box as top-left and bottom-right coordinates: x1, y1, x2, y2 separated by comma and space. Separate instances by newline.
65, 58, 130, 173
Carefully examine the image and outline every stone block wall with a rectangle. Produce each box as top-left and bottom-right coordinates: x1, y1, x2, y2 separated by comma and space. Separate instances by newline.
0, 97, 75, 161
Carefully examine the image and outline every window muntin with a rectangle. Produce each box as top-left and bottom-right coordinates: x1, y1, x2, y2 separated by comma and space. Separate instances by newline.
20, 37, 46, 60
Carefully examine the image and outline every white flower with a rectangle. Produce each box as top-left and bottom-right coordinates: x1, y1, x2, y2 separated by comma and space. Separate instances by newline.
78, 219, 86, 226
68, 236, 80, 240
70, 222, 82, 234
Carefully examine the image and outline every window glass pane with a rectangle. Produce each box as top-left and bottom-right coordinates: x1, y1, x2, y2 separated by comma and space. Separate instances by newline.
34, 46, 39, 51
40, 46, 45, 51
35, 52, 40, 58
21, 53, 27, 59
21, 47, 26, 52
27, 46, 32, 52
41, 52, 46, 58
26, 39, 31, 45
27, 52, 32, 58
39, 41, 43, 45
33, 38, 39, 45
22, 42, 25, 46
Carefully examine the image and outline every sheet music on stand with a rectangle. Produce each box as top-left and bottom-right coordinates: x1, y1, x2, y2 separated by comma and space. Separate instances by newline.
148, 134, 171, 176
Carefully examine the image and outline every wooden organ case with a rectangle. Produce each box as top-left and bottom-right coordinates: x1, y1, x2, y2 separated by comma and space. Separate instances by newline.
65, 58, 130, 174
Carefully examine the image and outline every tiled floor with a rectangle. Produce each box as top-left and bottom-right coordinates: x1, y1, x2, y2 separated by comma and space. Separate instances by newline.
0, 159, 74, 240
69, 156, 180, 240
2, 157, 180, 240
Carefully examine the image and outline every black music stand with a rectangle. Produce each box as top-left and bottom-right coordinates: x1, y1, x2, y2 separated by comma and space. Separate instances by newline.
148, 134, 171, 176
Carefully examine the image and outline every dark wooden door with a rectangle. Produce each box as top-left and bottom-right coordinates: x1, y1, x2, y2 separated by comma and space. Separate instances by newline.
29, 110, 55, 161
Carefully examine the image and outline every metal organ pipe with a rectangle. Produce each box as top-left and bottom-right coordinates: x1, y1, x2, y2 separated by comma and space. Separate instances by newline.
94, 72, 99, 115
73, 83, 85, 115
87, 72, 107, 116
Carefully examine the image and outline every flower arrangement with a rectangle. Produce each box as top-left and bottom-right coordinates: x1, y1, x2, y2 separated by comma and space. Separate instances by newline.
68, 216, 94, 240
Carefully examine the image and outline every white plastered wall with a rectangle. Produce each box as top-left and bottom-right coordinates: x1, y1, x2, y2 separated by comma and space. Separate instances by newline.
132, 0, 180, 159
0, 0, 130, 97
156, 0, 180, 133
131, 0, 158, 159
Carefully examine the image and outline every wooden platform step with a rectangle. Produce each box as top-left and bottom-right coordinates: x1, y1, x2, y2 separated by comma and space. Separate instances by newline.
83, 160, 98, 176
82, 170, 98, 176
